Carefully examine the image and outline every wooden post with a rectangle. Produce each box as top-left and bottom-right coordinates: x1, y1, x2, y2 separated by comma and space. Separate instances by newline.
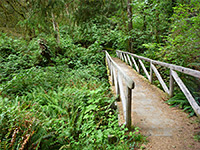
138, 59, 150, 80
125, 54, 129, 64
171, 70, 200, 117
150, 61, 153, 83
115, 71, 120, 101
138, 59, 141, 74
106, 55, 111, 76
105, 50, 135, 125
111, 65, 114, 86
118, 73, 126, 120
151, 64, 169, 94
169, 69, 174, 97
108, 58, 111, 76
126, 86, 132, 130
127, 54, 133, 67
119, 52, 122, 60
130, 56, 139, 73
116, 51, 119, 57
121, 53, 125, 61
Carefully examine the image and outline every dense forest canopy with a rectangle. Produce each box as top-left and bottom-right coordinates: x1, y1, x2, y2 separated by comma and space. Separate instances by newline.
1, 0, 199, 64
0, 0, 200, 149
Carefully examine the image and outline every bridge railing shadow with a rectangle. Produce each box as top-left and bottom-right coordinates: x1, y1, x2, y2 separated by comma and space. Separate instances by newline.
116, 50, 200, 118
105, 51, 134, 130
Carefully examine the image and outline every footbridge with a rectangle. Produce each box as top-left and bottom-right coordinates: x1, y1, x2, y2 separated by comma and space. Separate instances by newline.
105, 50, 200, 149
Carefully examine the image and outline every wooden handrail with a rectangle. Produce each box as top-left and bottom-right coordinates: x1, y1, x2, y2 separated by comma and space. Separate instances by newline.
116, 50, 200, 117
117, 50, 200, 78
106, 51, 134, 89
105, 51, 135, 129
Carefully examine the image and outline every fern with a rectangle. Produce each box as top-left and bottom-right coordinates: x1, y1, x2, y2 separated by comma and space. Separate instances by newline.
166, 91, 200, 117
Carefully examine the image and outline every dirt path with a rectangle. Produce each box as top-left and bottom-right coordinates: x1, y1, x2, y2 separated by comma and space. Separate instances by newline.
110, 57, 200, 150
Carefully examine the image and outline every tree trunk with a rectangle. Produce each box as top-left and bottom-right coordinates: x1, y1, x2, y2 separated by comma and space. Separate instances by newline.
52, 13, 60, 44
127, 0, 133, 53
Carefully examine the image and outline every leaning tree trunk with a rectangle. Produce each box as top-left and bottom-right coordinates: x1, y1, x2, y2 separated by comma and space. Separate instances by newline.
127, 0, 133, 53
51, 13, 60, 44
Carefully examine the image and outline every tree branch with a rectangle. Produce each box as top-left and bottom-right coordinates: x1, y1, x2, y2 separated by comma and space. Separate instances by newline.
5, 0, 26, 19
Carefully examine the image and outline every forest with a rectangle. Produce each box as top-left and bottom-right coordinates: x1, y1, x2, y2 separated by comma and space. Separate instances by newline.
0, 0, 199, 149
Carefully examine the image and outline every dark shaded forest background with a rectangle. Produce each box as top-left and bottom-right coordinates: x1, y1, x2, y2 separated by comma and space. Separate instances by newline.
0, 0, 200, 149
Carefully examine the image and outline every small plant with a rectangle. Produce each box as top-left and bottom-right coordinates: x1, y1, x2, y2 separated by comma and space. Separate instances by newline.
0, 33, 145, 149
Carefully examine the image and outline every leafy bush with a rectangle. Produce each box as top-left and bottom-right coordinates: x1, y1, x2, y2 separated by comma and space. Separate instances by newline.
166, 76, 200, 117
139, 2, 200, 117
0, 32, 145, 149
0, 79, 144, 149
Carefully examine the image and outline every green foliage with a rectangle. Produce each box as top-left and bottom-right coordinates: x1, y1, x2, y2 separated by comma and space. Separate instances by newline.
0, 32, 145, 149
194, 134, 200, 142
166, 76, 200, 117
159, 1, 200, 68
142, 1, 200, 68
140, 1, 200, 116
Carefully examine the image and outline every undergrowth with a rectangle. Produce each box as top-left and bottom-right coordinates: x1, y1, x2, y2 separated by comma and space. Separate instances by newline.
0, 33, 145, 149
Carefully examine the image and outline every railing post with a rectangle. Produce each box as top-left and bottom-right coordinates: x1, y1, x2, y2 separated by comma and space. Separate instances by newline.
130, 55, 139, 73
106, 50, 135, 128
124, 54, 128, 64
150, 61, 153, 83
126, 86, 132, 130
127, 54, 133, 67
116, 51, 119, 57
106, 55, 111, 76
169, 69, 174, 97
111, 65, 114, 86
114, 70, 120, 101
121, 53, 124, 61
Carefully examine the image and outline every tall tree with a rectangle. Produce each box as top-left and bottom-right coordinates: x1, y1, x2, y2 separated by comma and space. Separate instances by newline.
127, 0, 133, 53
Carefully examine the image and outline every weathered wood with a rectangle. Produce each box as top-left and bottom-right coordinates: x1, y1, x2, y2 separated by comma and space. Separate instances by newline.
117, 51, 120, 59
169, 69, 174, 97
171, 70, 200, 117
126, 54, 133, 67
121, 52, 123, 61
153, 61, 200, 78
130, 56, 140, 73
105, 51, 134, 89
151, 64, 169, 94
106, 51, 135, 127
139, 59, 150, 81
124, 53, 128, 64
121, 53, 125, 61
125, 51, 152, 62
117, 51, 120, 58
106, 55, 111, 76
116, 49, 200, 118
118, 72, 127, 121
119, 52, 121, 59
150, 61, 153, 83
113, 68, 120, 101
126, 86, 132, 130
117, 50, 200, 78
111, 65, 114, 86
116, 51, 119, 58
117, 71, 121, 100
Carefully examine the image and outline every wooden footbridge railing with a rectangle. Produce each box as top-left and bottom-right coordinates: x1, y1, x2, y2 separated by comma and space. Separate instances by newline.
116, 50, 200, 117
105, 51, 134, 129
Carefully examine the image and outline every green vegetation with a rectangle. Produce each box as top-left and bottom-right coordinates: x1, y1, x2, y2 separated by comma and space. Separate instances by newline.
0, 0, 199, 149
0, 33, 146, 149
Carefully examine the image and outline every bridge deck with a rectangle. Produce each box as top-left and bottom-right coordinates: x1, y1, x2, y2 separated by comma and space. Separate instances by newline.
110, 57, 200, 150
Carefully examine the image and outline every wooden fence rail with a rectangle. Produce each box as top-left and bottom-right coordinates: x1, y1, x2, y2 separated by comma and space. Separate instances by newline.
116, 50, 200, 117
105, 51, 135, 129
